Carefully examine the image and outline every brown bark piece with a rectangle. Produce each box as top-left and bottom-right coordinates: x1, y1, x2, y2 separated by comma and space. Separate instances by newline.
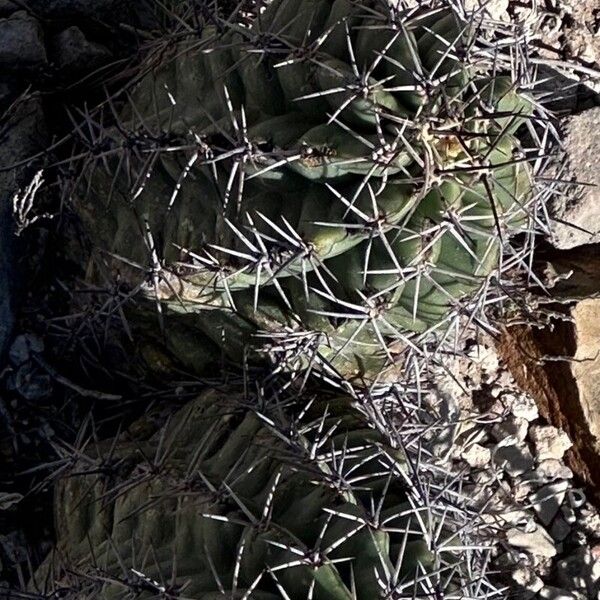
498, 299, 600, 503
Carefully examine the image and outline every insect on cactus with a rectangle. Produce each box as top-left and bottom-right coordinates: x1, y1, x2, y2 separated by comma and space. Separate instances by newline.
29, 387, 498, 599
72, 0, 536, 382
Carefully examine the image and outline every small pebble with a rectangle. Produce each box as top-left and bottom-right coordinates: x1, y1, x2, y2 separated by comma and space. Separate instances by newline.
461, 443, 491, 468
492, 415, 529, 443
550, 516, 572, 543
507, 525, 557, 558
510, 394, 539, 422
494, 442, 535, 477
529, 425, 573, 461
512, 564, 544, 593
536, 459, 573, 481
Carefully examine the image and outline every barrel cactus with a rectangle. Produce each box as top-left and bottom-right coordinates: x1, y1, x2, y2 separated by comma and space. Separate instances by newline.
72, 0, 535, 381
31, 389, 464, 599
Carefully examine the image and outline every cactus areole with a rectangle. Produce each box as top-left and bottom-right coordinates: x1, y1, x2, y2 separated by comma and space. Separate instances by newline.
77, 0, 534, 380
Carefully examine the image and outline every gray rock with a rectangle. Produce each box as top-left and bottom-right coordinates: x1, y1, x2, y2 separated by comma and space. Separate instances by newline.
8, 333, 43, 366
551, 107, 600, 249
0, 11, 46, 70
529, 425, 573, 461
461, 443, 491, 468
510, 394, 539, 422
24, 0, 159, 29
7, 363, 52, 400
0, 96, 47, 358
0, 79, 18, 110
492, 415, 529, 443
507, 525, 557, 558
0, 0, 19, 17
51, 26, 112, 74
539, 587, 579, 600
530, 481, 569, 526
550, 516, 571, 542
511, 565, 544, 595
493, 442, 535, 477
24, 0, 120, 18
555, 547, 600, 596
536, 459, 573, 481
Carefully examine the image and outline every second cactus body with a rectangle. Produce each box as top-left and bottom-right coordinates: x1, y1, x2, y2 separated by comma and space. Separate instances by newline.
36, 390, 442, 598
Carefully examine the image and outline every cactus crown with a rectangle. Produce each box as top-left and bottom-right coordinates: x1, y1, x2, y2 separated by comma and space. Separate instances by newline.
71, 0, 537, 381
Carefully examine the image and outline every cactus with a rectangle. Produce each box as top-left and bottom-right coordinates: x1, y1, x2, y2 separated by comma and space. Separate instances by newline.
30, 388, 491, 599
70, 0, 536, 381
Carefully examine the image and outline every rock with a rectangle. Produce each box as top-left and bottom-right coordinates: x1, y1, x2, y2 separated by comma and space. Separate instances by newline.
539, 587, 579, 600
580, 508, 600, 538
6, 363, 53, 401
555, 547, 600, 596
507, 525, 557, 558
24, 0, 160, 29
0, 0, 19, 16
0, 79, 18, 109
0, 96, 47, 358
24, 0, 120, 18
551, 108, 600, 249
8, 333, 44, 366
492, 415, 529, 443
550, 516, 571, 542
498, 299, 600, 503
510, 394, 539, 422
529, 425, 573, 461
0, 492, 22, 510
50, 26, 112, 75
512, 565, 544, 594
561, 505, 577, 525
461, 443, 491, 469
0, 11, 46, 71
536, 459, 573, 481
493, 434, 534, 477
530, 481, 569, 526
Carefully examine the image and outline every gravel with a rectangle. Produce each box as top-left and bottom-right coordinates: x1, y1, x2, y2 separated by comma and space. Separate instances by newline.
431, 331, 600, 599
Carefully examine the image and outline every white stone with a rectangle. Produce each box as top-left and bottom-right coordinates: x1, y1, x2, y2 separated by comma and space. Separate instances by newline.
512, 565, 544, 593
510, 394, 539, 422
467, 343, 500, 375
529, 425, 573, 461
536, 459, 573, 481
507, 525, 557, 558
461, 443, 491, 469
